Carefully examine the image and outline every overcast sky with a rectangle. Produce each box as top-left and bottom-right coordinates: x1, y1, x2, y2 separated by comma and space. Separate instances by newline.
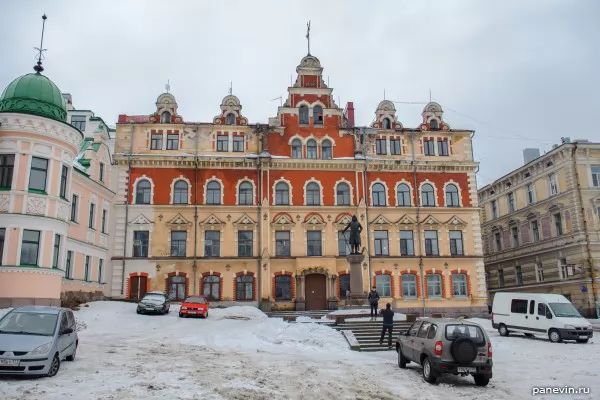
2, 1, 598, 187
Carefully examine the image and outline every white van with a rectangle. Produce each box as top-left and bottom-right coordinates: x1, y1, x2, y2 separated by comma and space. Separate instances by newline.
491, 292, 593, 343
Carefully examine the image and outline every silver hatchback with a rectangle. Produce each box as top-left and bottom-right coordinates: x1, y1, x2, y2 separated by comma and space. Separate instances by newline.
0, 306, 78, 377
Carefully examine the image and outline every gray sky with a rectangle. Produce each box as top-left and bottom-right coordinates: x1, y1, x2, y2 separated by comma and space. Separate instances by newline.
2, 0, 598, 187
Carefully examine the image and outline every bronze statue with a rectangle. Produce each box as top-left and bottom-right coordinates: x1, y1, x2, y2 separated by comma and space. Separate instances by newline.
342, 215, 363, 254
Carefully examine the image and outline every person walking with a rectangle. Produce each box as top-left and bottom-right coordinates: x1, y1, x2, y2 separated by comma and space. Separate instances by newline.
367, 286, 380, 320
379, 303, 395, 349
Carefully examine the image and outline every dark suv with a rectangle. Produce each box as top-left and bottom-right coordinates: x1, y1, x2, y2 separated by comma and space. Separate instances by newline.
395, 318, 493, 386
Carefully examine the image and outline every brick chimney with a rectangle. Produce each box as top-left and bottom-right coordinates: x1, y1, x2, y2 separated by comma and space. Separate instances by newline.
343, 102, 355, 127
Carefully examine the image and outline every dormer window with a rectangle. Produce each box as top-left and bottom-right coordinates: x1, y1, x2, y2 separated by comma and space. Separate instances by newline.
161, 111, 171, 123
382, 118, 391, 130
430, 119, 439, 131
299, 105, 309, 124
313, 106, 323, 125
226, 113, 236, 125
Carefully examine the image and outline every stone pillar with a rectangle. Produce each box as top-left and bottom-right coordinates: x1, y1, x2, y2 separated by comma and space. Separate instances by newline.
328, 275, 339, 310
295, 275, 305, 311
346, 254, 367, 306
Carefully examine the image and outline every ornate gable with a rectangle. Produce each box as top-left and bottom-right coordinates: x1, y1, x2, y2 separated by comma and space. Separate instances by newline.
200, 214, 225, 227
333, 212, 352, 228
234, 213, 256, 228
130, 214, 153, 225
271, 212, 295, 228
371, 214, 393, 227
507, 218, 520, 226
397, 214, 417, 228
302, 212, 326, 228
166, 213, 192, 229
421, 214, 442, 227
213, 95, 248, 126
446, 215, 467, 228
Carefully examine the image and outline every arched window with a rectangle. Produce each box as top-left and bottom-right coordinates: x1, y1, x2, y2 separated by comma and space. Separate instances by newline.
307, 139, 317, 159
167, 275, 186, 301
275, 182, 289, 205
226, 113, 235, 125
445, 184, 460, 207
372, 183, 386, 206
173, 180, 188, 204
275, 275, 292, 300
397, 183, 411, 206
299, 105, 309, 124
430, 119, 439, 131
421, 183, 435, 206
306, 182, 320, 205
161, 111, 171, 124
321, 139, 332, 159
206, 181, 221, 205
236, 275, 254, 300
382, 118, 391, 130
376, 274, 392, 297
313, 105, 323, 125
401, 274, 417, 298
336, 182, 351, 205
452, 273, 468, 297
292, 139, 302, 159
427, 274, 442, 298
238, 181, 253, 205
135, 179, 151, 204
203, 275, 220, 301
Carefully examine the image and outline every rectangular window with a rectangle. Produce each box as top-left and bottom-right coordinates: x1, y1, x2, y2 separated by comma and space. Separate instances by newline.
133, 231, 149, 257
402, 274, 417, 298
275, 275, 292, 300
559, 258, 568, 279
84, 256, 90, 281
101, 209, 107, 233
437, 140, 449, 156
553, 213, 563, 236
60, 165, 68, 198
98, 259, 104, 283
0, 154, 15, 188
150, 133, 163, 150
166, 134, 179, 150
238, 231, 253, 257
511, 299, 528, 314
70, 115, 86, 131
307, 231, 322, 256
20, 230, 40, 265
423, 139, 435, 156
449, 231, 464, 255
374, 230, 389, 256
29, 157, 48, 192
88, 203, 95, 229
498, 269, 505, 288
491, 200, 498, 219
170, 231, 187, 257
424, 230, 439, 256
204, 231, 220, 257
99, 163, 105, 182
338, 231, 351, 256
376, 139, 387, 155
511, 226, 519, 247
52, 234, 60, 268
376, 274, 392, 297
531, 220, 540, 242
507, 192, 515, 212
400, 231, 414, 256
494, 232, 502, 251
592, 166, 600, 187
515, 266, 523, 286
0, 228, 4, 266
276, 231, 291, 257
217, 135, 228, 152
233, 135, 244, 152
427, 275, 442, 297
390, 139, 401, 155
535, 263, 544, 282
71, 194, 79, 222
549, 173, 558, 195
65, 250, 73, 279
527, 183, 535, 204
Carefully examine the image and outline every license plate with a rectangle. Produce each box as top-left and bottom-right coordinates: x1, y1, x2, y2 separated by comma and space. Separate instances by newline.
0, 359, 20, 366
457, 367, 476, 373
188, 311, 197, 314
146, 307, 154, 310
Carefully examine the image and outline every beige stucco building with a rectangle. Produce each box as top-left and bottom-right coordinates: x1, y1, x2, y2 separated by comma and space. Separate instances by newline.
478, 140, 600, 317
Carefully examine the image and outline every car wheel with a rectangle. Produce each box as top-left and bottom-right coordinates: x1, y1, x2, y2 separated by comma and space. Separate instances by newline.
473, 374, 490, 387
179, 313, 185, 318
136, 308, 141, 315
421, 357, 437, 384
548, 329, 562, 343
66, 342, 77, 361
498, 324, 509, 337
47, 353, 60, 377
524, 333, 534, 338
576, 339, 589, 344
398, 347, 407, 369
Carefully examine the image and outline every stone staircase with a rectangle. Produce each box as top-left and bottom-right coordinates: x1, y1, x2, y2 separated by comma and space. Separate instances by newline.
266, 310, 332, 323
335, 320, 412, 352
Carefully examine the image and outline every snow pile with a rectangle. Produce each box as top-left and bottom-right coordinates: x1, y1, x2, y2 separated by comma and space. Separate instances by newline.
253, 319, 348, 351
209, 306, 268, 321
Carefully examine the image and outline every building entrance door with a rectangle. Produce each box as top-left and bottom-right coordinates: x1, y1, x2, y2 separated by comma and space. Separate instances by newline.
129, 276, 147, 300
305, 274, 327, 310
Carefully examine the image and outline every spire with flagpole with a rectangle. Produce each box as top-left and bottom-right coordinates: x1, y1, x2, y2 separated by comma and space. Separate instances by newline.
306, 21, 311, 55
33, 14, 48, 73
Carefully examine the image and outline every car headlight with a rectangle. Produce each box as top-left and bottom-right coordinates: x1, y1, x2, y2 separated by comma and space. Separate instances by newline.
181, 307, 187, 310
564, 324, 575, 329
31, 343, 52, 355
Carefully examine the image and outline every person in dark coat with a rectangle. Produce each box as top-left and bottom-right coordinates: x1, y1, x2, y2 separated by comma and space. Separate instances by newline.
379, 303, 395, 348
367, 286, 380, 319
342, 215, 363, 254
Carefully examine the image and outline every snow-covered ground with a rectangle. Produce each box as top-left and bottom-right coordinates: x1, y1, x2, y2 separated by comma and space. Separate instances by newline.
0, 302, 598, 400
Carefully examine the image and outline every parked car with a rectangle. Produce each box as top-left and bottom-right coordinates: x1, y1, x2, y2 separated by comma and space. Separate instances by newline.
179, 296, 210, 318
396, 318, 493, 386
491, 292, 593, 343
0, 306, 78, 377
136, 291, 170, 315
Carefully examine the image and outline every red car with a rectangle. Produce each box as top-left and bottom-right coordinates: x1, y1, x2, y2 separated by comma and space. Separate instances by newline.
179, 296, 210, 318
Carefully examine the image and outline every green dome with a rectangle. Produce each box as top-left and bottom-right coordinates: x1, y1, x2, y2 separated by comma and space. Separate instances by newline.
0, 73, 67, 122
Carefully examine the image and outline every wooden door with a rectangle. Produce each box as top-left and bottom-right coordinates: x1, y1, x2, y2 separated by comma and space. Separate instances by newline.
129, 276, 148, 300
305, 274, 327, 310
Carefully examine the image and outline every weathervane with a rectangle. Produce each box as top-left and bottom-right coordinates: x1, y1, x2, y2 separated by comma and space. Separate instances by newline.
306, 21, 311, 55
33, 14, 48, 73
229, 81, 233, 95
165, 79, 171, 93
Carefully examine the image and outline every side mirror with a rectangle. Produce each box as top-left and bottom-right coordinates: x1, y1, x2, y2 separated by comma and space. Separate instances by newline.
399, 330, 408, 336
62, 327, 74, 335
546, 312, 553, 319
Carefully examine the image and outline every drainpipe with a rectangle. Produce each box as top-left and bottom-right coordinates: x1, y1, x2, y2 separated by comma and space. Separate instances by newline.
193, 125, 199, 294
121, 121, 134, 295
256, 125, 266, 308
571, 144, 599, 318
411, 130, 426, 317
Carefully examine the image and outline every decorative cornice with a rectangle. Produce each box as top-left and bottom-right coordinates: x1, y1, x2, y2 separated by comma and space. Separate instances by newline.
0, 266, 64, 276
0, 113, 83, 150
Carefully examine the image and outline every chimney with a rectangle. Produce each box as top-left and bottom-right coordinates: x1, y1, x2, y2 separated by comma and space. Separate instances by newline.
523, 148, 540, 164
343, 102, 355, 127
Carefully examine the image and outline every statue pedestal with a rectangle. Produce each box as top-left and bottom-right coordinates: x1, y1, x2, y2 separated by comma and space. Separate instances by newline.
346, 253, 367, 306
